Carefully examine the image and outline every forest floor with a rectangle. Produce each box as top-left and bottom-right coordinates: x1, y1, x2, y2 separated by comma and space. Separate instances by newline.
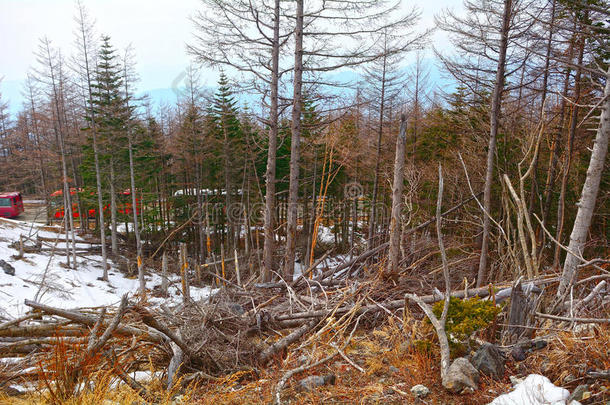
0, 217, 608, 404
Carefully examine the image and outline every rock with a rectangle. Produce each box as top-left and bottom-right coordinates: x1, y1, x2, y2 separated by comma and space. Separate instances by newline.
472, 343, 505, 379
410, 384, 430, 398
510, 345, 526, 361
0, 259, 15, 276
389, 366, 400, 374
443, 357, 479, 394
531, 339, 547, 351
298, 374, 336, 391
568, 384, 589, 402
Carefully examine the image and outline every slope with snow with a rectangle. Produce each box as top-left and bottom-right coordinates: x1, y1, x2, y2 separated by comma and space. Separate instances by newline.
0, 218, 215, 320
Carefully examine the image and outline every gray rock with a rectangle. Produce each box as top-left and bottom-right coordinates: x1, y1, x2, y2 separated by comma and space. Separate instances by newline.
568, 384, 589, 402
510, 345, 526, 361
0, 259, 15, 276
472, 343, 505, 379
443, 357, 479, 394
389, 366, 400, 374
298, 374, 336, 391
410, 384, 430, 398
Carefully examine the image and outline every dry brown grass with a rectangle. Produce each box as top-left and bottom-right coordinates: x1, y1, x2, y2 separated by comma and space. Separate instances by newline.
5, 324, 608, 404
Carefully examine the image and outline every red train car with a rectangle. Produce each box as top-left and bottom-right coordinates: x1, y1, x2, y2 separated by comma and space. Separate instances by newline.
0, 192, 24, 218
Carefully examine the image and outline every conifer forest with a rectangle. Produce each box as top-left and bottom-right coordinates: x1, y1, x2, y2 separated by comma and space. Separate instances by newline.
0, 0, 608, 403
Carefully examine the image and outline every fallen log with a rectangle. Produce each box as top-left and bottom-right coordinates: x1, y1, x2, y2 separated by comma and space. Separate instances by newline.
0, 313, 38, 330
24, 300, 164, 342
0, 337, 87, 354
534, 312, 610, 324
273, 280, 553, 322
259, 320, 317, 364
0, 324, 85, 338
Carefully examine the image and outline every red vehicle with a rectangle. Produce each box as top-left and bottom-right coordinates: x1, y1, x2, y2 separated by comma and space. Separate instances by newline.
0, 192, 24, 218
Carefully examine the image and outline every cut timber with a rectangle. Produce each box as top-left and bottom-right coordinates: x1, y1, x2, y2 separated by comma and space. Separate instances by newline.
24, 300, 163, 342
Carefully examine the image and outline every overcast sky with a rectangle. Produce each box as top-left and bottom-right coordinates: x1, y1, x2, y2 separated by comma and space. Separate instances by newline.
0, 0, 462, 112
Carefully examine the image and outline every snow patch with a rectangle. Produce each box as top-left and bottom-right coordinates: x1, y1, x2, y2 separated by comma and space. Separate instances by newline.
0, 219, 217, 320
490, 374, 581, 405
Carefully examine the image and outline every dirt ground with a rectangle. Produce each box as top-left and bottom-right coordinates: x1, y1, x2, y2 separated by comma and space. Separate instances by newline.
20, 200, 47, 224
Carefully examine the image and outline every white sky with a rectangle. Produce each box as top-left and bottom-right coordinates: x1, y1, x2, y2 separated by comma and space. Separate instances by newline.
0, 0, 461, 110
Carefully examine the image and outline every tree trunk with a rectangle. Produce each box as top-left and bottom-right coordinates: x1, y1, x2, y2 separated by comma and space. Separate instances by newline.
284, 0, 304, 281
477, 0, 511, 287
110, 158, 118, 255
528, 0, 557, 215
75, 2, 109, 279
387, 115, 408, 276
541, 41, 574, 229
557, 67, 609, 299
368, 53, 387, 250
553, 30, 585, 268
128, 136, 144, 295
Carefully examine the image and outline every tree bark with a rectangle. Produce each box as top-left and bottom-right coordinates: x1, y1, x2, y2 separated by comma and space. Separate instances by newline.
284, 0, 304, 281
263, 0, 280, 282
368, 52, 387, 250
477, 0, 511, 287
528, 0, 557, 215
387, 114, 408, 276
75, 1, 109, 279
109, 158, 118, 255
557, 67, 609, 298
553, 29, 585, 268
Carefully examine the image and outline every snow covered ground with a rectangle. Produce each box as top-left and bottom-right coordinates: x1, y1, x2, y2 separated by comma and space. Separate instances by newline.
0, 218, 216, 320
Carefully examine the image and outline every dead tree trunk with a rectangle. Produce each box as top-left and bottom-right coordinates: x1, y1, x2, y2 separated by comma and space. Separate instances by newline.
284, 0, 304, 281
557, 67, 609, 299
368, 52, 387, 250
553, 29, 586, 268
477, 0, 511, 287
109, 158, 118, 255
262, 0, 281, 282
387, 115, 408, 276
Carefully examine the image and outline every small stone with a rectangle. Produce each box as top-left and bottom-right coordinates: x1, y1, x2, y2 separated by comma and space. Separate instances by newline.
298, 374, 336, 391
510, 345, 526, 361
472, 343, 505, 379
0, 259, 15, 276
410, 384, 430, 398
443, 357, 479, 394
568, 384, 589, 402
383, 387, 395, 395
389, 366, 400, 374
